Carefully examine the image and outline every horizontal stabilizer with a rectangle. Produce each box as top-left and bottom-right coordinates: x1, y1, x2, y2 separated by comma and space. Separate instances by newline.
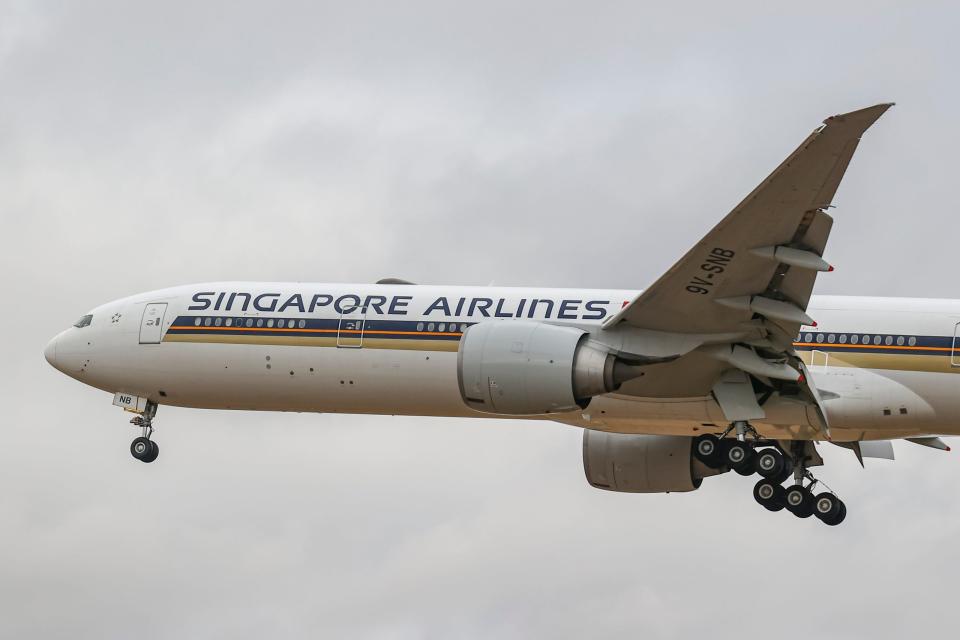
905, 437, 951, 452
832, 440, 895, 467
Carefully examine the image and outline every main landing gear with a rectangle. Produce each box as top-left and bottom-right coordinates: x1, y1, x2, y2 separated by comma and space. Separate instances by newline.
694, 427, 846, 526
128, 401, 159, 464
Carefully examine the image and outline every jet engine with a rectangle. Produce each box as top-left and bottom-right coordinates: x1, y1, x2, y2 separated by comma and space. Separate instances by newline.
582, 431, 726, 493
457, 321, 623, 415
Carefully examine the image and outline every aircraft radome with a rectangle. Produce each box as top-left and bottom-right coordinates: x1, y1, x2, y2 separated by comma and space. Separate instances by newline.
46, 103, 954, 526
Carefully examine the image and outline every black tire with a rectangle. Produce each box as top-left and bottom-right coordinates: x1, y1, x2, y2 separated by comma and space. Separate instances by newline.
818, 497, 846, 526
753, 479, 785, 512
142, 441, 159, 464
734, 449, 757, 476
754, 448, 786, 479
813, 492, 841, 523
693, 434, 722, 468
784, 485, 815, 518
130, 437, 152, 461
834, 501, 847, 525
725, 441, 755, 475
772, 456, 794, 484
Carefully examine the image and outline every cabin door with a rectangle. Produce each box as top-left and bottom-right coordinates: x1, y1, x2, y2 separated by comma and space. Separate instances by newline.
337, 305, 367, 348
952, 322, 960, 367
139, 303, 168, 344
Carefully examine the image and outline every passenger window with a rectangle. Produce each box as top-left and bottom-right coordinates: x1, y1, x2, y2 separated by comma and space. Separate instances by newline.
245, 319, 254, 328
428, 323, 436, 332
278, 319, 285, 328
194, 317, 202, 327
863, 335, 870, 344
298, 319, 306, 329
851, 335, 859, 344
460, 323, 468, 332
204, 317, 212, 327
909, 336, 917, 346
884, 336, 893, 346
215, 317, 223, 327
267, 319, 274, 328
827, 334, 836, 343
896, 336, 904, 346
438, 323, 446, 332
816, 334, 824, 343
839, 334, 847, 344
804, 333, 813, 342
225, 318, 233, 327
873, 335, 882, 345
417, 322, 424, 331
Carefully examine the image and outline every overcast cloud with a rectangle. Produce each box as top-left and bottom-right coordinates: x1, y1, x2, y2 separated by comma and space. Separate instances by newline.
3, 1, 960, 638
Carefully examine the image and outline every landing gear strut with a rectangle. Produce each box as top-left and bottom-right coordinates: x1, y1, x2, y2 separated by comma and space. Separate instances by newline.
694, 421, 758, 475
782, 441, 845, 525
129, 401, 159, 463
696, 425, 846, 526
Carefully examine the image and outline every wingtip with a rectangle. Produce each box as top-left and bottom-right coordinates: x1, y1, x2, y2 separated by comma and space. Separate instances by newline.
823, 102, 895, 129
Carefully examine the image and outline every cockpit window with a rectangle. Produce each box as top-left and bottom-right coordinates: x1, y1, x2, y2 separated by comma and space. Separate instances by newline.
73, 314, 93, 328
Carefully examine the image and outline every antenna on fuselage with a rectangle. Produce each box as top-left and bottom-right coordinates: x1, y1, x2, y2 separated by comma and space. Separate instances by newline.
375, 278, 416, 285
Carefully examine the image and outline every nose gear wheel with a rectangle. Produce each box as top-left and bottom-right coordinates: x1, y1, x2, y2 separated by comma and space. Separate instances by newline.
128, 401, 160, 463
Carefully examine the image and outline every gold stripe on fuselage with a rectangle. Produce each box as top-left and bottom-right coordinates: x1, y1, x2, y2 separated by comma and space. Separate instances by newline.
163, 332, 460, 352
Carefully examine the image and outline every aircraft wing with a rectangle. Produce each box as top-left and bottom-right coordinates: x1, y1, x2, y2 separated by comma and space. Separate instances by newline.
606, 104, 893, 346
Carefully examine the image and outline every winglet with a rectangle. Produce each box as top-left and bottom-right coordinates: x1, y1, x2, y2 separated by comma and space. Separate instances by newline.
822, 103, 895, 131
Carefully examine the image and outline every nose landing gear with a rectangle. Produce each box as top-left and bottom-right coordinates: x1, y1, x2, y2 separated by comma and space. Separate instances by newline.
130, 434, 159, 462
128, 402, 159, 463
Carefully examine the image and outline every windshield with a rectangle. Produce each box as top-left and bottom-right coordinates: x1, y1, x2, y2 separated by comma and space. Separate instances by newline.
73, 314, 93, 328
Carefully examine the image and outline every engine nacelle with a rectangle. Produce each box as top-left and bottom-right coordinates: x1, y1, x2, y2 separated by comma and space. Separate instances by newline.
582, 431, 724, 493
457, 321, 617, 415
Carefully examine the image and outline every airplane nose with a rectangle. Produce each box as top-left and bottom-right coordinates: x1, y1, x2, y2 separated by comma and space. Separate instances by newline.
44, 335, 58, 367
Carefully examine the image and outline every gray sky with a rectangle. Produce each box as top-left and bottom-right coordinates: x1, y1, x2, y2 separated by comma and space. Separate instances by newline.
3, 1, 960, 637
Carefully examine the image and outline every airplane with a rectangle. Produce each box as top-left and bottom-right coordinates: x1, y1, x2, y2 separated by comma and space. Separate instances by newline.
44, 103, 956, 526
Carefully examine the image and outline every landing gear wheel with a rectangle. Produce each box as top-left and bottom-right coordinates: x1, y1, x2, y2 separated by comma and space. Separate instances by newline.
734, 450, 757, 476
753, 479, 785, 512
143, 441, 159, 464
835, 501, 847, 525
693, 434, 722, 468
130, 437, 152, 461
784, 485, 815, 518
814, 492, 845, 525
724, 441, 755, 475
754, 448, 788, 479
771, 456, 794, 484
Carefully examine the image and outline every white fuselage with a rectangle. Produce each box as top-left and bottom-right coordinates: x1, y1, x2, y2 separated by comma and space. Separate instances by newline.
44, 283, 960, 442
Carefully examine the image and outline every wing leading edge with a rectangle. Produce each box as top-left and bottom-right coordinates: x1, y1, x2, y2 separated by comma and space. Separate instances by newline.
607, 103, 893, 341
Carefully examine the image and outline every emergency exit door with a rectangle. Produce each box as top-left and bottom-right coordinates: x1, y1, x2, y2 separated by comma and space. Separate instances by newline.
952, 322, 960, 367
139, 303, 168, 344
337, 305, 366, 348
